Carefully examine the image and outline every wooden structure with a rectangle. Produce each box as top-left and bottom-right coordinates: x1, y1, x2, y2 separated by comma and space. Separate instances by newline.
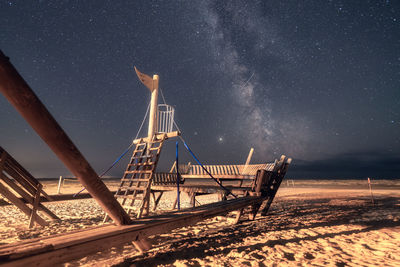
0, 50, 131, 225
236, 155, 292, 222
0, 157, 291, 266
150, 160, 279, 211
108, 67, 181, 219
106, 135, 167, 220
0, 58, 293, 264
0, 147, 59, 228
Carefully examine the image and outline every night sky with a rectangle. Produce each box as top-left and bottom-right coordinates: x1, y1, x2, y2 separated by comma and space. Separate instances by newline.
1, 1, 399, 179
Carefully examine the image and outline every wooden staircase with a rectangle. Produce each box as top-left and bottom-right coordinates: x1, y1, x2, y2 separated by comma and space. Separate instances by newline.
105, 134, 166, 221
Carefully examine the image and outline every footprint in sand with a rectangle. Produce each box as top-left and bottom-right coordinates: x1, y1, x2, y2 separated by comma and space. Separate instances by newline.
283, 252, 295, 261
303, 252, 315, 260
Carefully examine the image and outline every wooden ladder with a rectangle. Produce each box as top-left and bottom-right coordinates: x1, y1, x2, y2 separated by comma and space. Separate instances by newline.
105, 135, 166, 221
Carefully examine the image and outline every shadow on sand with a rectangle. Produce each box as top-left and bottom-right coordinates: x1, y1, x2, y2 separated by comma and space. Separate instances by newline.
114, 195, 400, 266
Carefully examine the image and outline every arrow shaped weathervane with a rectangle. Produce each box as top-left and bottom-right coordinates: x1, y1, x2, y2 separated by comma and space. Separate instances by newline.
134, 66, 155, 92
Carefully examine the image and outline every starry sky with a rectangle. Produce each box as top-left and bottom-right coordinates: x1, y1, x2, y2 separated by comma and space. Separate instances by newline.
1, 1, 399, 179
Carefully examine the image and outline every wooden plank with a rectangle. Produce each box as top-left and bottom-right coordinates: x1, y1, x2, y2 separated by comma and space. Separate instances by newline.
0, 150, 6, 173
28, 184, 42, 228
0, 172, 59, 221
0, 182, 48, 227
132, 131, 180, 144
0, 172, 33, 203
2, 164, 37, 196
181, 174, 251, 179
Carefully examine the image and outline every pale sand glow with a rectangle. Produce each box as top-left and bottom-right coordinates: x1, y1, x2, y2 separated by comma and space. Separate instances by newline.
0, 180, 399, 266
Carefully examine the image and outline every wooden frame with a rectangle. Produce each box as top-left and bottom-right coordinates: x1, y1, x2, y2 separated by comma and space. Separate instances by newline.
0, 147, 59, 228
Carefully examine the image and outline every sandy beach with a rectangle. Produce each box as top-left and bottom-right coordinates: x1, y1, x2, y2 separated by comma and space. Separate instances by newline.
0, 179, 399, 266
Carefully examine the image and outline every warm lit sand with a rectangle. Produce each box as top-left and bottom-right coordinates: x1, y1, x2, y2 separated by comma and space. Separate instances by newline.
0, 179, 399, 266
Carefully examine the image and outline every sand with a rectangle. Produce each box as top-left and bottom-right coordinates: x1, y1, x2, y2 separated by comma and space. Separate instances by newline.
0, 179, 399, 266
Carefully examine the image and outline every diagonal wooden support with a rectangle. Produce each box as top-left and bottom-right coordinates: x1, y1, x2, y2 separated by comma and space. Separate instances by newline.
28, 184, 42, 228
132, 238, 152, 253
0, 51, 130, 225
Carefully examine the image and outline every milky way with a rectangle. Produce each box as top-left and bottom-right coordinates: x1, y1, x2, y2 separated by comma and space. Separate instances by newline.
0, 1, 399, 178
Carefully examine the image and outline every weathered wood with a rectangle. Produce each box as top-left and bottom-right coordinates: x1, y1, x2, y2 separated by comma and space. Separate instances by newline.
0, 148, 59, 225
112, 136, 166, 220
248, 170, 269, 220
132, 131, 180, 144
0, 182, 48, 227
260, 157, 292, 216
28, 184, 42, 228
153, 191, 164, 211
0, 195, 270, 266
0, 51, 130, 225
132, 238, 152, 254
183, 162, 275, 177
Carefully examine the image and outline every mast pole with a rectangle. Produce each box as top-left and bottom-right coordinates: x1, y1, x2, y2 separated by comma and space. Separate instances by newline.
147, 75, 159, 139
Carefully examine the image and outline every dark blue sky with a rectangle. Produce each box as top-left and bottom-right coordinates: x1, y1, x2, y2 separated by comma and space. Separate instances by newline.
1, 1, 399, 178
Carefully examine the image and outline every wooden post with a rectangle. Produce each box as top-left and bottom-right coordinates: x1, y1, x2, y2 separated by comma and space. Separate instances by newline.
245, 148, 254, 166
248, 169, 268, 220
134, 67, 159, 141
29, 184, 42, 228
148, 75, 159, 139
242, 148, 254, 174
132, 238, 152, 254
368, 177, 374, 204
0, 50, 131, 225
57, 176, 62, 194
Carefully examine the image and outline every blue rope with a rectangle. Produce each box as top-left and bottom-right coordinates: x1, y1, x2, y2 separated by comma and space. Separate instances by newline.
73, 143, 134, 197
182, 140, 237, 198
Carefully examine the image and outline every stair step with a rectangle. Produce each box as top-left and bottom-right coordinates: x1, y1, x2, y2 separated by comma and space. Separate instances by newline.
116, 195, 144, 200
123, 205, 140, 210
119, 186, 147, 191
132, 155, 154, 159
128, 162, 155, 167
121, 178, 151, 182
125, 170, 153, 174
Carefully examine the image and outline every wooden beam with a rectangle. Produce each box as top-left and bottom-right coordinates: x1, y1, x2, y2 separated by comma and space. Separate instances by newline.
133, 131, 180, 144
28, 184, 42, 228
0, 51, 130, 225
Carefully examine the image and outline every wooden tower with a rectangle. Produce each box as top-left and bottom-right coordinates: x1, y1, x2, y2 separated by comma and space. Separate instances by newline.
107, 68, 178, 220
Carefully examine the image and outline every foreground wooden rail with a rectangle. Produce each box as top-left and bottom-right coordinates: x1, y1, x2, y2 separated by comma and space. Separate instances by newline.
0, 195, 268, 266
